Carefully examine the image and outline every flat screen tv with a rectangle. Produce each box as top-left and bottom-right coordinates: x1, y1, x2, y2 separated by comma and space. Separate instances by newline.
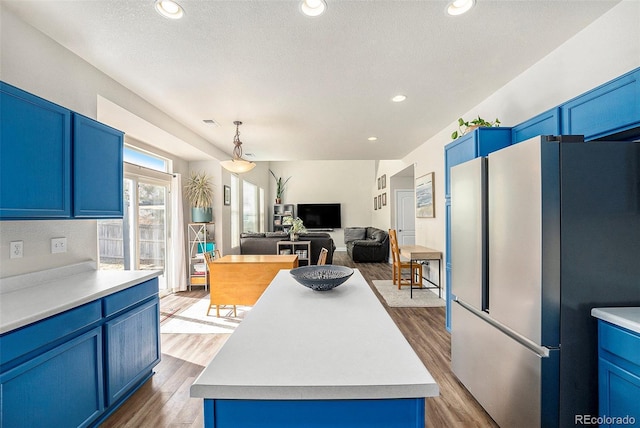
297, 203, 341, 229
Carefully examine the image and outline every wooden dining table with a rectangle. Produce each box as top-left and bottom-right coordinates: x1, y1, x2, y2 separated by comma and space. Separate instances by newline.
399, 245, 442, 299
207, 254, 299, 316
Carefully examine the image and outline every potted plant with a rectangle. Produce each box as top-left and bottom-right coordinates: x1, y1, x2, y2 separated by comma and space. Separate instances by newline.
282, 216, 306, 241
451, 116, 501, 140
185, 171, 214, 223
270, 169, 291, 204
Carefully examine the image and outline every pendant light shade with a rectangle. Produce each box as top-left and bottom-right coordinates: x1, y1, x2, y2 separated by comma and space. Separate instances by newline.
220, 121, 256, 174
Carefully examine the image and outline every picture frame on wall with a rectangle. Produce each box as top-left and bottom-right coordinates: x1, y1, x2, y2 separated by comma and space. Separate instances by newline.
381, 174, 386, 189
374, 196, 378, 210
377, 177, 381, 190
377, 194, 381, 209
382, 192, 387, 206
224, 185, 231, 206
416, 172, 434, 218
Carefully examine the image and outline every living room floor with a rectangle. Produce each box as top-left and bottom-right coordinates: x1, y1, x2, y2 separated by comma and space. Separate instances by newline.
101, 251, 498, 428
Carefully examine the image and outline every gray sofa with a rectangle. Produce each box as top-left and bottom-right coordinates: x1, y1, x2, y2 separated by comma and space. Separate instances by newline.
344, 227, 389, 262
240, 232, 335, 264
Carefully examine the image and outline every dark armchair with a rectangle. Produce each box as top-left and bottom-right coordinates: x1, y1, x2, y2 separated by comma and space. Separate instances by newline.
344, 227, 389, 262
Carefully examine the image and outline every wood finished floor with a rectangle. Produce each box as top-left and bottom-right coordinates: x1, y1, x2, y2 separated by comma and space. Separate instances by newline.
101, 252, 498, 427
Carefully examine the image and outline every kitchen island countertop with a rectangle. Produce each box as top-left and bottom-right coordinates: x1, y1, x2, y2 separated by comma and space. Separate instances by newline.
591, 307, 640, 334
0, 262, 161, 334
191, 268, 438, 400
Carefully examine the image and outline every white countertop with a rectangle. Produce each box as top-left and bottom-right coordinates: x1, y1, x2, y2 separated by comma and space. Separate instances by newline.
0, 262, 161, 334
191, 269, 438, 400
592, 307, 640, 335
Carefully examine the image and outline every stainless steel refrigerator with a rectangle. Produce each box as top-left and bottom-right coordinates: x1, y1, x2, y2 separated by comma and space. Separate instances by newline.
450, 135, 640, 427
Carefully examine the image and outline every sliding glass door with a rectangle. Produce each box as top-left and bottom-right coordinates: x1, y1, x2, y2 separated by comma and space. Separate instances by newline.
99, 175, 170, 292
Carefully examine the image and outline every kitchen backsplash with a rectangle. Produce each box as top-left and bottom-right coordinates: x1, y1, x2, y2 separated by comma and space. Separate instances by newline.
0, 220, 97, 278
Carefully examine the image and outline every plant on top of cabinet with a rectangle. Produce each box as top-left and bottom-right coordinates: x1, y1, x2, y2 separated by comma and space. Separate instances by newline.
270, 169, 291, 204
451, 116, 501, 140
185, 171, 213, 223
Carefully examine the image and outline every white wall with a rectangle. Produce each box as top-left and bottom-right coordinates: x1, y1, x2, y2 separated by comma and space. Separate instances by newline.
269, 160, 375, 249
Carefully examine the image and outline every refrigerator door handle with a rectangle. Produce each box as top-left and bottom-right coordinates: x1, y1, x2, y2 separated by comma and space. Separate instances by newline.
455, 299, 551, 358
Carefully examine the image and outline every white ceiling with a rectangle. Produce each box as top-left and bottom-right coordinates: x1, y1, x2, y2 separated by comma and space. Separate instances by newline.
3, 0, 620, 161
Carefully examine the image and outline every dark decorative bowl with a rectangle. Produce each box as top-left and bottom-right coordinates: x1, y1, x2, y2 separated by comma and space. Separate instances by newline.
290, 265, 354, 291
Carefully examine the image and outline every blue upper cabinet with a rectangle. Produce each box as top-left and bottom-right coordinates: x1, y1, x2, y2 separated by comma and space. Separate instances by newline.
444, 127, 511, 198
0, 82, 72, 219
0, 82, 123, 220
561, 68, 640, 140
73, 114, 123, 218
512, 108, 561, 145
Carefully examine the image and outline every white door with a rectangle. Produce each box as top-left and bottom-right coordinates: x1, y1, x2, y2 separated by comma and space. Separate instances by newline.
395, 189, 415, 245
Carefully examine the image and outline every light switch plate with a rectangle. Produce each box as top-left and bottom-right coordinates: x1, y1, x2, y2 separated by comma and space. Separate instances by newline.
51, 237, 67, 254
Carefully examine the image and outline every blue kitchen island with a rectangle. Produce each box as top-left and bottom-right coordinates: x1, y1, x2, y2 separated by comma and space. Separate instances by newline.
190, 269, 438, 428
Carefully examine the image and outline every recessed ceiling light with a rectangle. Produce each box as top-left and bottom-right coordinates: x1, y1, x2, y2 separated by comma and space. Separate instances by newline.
446, 0, 475, 16
300, 0, 327, 17
368, 136, 378, 141
155, 0, 184, 20
391, 94, 407, 103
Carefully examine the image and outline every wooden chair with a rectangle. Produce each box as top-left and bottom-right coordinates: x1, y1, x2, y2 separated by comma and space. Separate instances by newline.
203, 249, 221, 264
317, 247, 328, 265
204, 250, 237, 317
389, 229, 422, 290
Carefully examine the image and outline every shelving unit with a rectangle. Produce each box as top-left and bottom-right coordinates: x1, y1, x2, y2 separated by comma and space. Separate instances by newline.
188, 223, 215, 290
277, 240, 311, 266
273, 203, 295, 232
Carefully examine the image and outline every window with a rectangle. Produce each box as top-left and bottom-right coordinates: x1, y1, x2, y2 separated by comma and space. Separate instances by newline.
230, 176, 265, 247
124, 145, 169, 172
231, 175, 240, 248
243, 181, 258, 233
259, 188, 265, 232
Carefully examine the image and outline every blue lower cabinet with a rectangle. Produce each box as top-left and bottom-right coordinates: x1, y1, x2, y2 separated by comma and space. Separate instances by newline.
105, 297, 161, 405
0, 279, 160, 428
0, 327, 104, 428
597, 320, 640, 427
205, 398, 425, 428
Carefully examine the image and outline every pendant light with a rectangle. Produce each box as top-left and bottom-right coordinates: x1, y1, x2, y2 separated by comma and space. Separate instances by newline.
220, 121, 256, 174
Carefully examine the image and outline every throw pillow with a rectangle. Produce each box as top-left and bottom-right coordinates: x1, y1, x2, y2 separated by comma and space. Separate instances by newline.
344, 227, 366, 243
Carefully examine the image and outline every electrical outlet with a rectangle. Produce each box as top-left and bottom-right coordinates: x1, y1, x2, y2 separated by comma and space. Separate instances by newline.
51, 237, 67, 254
10, 241, 23, 259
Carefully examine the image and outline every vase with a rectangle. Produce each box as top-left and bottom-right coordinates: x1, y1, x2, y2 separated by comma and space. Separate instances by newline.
192, 207, 212, 223
276, 198, 282, 204
290, 232, 298, 241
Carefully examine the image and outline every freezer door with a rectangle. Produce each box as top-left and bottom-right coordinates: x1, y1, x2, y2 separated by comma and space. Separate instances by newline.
488, 137, 558, 345
451, 303, 560, 428
451, 157, 487, 311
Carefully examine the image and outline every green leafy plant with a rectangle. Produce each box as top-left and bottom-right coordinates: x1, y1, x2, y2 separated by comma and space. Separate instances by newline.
185, 171, 213, 208
451, 116, 501, 140
269, 169, 291, 200
282, 216, 307, 234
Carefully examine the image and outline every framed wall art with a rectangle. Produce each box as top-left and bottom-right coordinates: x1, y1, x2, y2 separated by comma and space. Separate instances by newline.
415, 172, 434, 218
224, 185, 231, 206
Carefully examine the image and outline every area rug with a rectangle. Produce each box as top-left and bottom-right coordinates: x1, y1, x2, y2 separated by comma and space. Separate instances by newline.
160, 297, 251, 334
372, 280, 445, 308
